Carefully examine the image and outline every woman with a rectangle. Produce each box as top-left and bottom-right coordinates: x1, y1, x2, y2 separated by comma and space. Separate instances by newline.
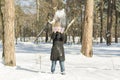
49, 5, 66, 74
50, 30, 65, 75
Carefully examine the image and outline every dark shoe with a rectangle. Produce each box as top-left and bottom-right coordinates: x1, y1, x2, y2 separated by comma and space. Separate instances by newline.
61, 71, 65, 75
51, 72, 54, 74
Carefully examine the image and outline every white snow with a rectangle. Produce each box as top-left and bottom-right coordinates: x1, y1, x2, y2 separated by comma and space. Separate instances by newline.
0, 41, 120, 80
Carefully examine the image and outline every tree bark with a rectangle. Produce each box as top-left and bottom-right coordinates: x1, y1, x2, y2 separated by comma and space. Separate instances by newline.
106, 0, 112, 46
80, 4, 84, 44
100, 0, 104, 43
3, 0, 16, 66
114, 0, 118, 43
81, 0, 94, 57
36, 0, 40, 43
0, 1, 5, 57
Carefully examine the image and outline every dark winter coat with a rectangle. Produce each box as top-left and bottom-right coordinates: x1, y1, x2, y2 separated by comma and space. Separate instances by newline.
50, 32, 65, 61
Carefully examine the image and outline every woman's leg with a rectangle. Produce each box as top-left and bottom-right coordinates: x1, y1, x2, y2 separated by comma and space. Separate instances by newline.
51, 61, 57, 73
59, 61, 65, 72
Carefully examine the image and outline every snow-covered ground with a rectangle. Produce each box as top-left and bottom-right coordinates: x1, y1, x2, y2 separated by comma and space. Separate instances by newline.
0, 41, 120, 80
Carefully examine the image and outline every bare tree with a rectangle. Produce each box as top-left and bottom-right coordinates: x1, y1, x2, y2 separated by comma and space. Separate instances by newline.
81, 0, 94, 57
3, 0, 16, 66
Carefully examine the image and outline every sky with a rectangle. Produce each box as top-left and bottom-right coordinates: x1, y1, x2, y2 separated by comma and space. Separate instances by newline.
15, 0, 67, 14
15, 0, 36, 14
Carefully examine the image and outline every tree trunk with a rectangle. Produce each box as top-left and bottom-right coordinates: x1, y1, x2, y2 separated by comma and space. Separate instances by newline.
3, 0, 16, 66
100, 0, 104, 43
80, 5, 84, 44
0, 1, 5, 58
106, 0, 112, 46
36, 0, 40, 43
81, 0, 94, 57
20, 25, 22, 41
36, 0, 40, 28
45, 23, 49, 42
114, 0, 118, 43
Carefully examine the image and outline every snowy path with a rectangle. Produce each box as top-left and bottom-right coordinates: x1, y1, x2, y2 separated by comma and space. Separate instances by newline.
0, 42, 120, 80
